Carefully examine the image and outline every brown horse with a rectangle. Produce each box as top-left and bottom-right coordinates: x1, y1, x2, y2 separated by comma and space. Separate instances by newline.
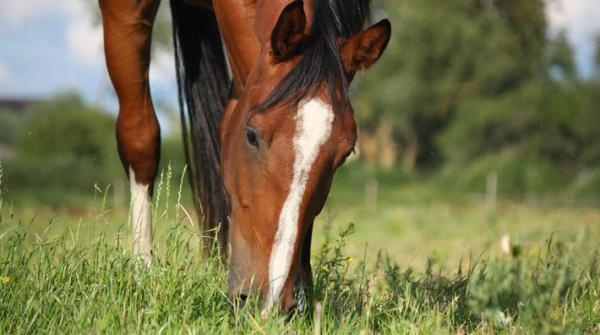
100, 0, 390, 313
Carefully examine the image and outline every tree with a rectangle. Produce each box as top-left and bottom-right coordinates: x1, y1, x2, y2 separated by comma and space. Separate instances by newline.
355, 0, 518, 170
575, 35, 600, 167
4, 92, 121, 203
17, 93, 115, 164
0, 108, 22, 147
356, 0, 578, 167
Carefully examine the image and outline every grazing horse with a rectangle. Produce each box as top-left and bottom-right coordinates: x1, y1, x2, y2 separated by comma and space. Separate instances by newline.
100, 0, 390, 313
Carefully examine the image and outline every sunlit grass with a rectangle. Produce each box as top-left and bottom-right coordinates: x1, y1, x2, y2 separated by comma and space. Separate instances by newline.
321, 163, 600, 270
1, 164, 599, 333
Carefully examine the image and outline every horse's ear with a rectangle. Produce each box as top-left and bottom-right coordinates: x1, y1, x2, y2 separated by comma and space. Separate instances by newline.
270, 1, 306, 61
340, 19, 391, 76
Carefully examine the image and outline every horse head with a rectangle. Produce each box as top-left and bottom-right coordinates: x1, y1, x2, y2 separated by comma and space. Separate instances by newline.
219, 0, 390, 313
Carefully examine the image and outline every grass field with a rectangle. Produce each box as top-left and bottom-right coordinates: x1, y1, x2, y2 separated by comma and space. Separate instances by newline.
1, 164, 599, 333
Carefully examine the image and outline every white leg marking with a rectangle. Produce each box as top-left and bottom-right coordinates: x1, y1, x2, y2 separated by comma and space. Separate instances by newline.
265, 98, 334, 310
129, 167, 153, 265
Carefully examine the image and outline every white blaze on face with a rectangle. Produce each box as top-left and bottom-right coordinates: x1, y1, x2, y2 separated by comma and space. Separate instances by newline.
265, 98, 334, 310
129, 167, 153, 265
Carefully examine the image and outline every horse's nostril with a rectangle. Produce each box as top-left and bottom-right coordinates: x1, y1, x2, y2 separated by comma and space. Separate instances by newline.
235, 293, 249, 310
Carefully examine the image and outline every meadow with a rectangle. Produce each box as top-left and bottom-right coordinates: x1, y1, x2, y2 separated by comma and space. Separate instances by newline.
0, 163, 599, 334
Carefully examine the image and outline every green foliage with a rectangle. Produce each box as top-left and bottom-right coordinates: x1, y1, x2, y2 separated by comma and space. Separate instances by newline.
569, 167, 600, 199
439, 153, 567, 195
356, 0, 553, 168
352, 0, 599, 197
2, 92, 188, 206
16, 92, 114, 162
357, 0, 493, 167
439, 80, 581, 166
2, 93, 120, 205
575, 81, 600, 167
0, 108, 23, 147
466, 235, 595, 332
548, 31, 577, 79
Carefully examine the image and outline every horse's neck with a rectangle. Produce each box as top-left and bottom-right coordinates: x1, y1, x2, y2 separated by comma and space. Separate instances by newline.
214, 0, 314, 95
213, 0, 260, 94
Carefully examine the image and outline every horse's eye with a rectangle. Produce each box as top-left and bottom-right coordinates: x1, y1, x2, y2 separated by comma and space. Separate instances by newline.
245, 127, 259, 149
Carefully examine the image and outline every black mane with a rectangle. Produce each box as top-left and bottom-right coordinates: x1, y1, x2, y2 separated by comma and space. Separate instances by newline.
256, 0, 372, 113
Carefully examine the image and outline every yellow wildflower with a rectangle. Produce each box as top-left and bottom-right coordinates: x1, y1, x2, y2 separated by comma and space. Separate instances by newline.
1, 277, 9, 284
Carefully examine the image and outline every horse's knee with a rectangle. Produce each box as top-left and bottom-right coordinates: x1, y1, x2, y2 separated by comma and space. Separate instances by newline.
116, 111, 161, 189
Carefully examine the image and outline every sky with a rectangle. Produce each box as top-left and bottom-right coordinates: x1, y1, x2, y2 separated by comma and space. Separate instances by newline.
0, 0, 599, 111
0, 0, 176, 114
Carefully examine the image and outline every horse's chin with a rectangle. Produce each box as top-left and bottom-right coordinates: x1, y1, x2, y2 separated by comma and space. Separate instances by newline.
277, 276, 308, 322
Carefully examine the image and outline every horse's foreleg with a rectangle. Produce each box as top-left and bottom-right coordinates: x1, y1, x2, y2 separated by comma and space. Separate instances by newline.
100, 0, 161, 265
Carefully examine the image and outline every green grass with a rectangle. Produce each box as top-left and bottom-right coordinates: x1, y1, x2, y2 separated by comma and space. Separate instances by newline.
320, 163, 600, 271
1, 164, 599, 333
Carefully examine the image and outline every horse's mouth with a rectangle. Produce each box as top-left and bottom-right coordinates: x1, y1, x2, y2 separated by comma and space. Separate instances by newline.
231, 273, 309, 318
293, 275, 308, 316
